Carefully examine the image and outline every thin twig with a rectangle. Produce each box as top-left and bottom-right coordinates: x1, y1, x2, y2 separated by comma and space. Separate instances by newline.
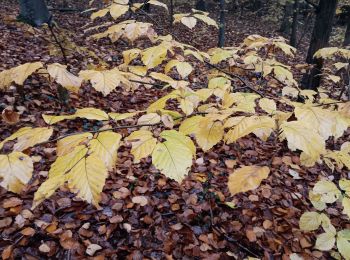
204, 61, 265, 97
129, 79, 165, 88
48, 24, 68, 64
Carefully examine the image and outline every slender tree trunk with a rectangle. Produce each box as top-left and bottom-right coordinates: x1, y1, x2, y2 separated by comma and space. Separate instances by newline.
195, 0, 207, 11
279, 2, 293, 35
344, 17, 350, 46
19, 0, 51, 26
169, 0, 174, 27
218, 0, 225, 47
290, 0, 299, 47
302, 0, 338, 90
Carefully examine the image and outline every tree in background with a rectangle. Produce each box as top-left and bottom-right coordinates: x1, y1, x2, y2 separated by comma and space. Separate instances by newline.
18, 0, 51, 26
302, 0, 338, 89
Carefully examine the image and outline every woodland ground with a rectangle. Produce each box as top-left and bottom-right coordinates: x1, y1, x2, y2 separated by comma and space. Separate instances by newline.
0, 0, 349, 259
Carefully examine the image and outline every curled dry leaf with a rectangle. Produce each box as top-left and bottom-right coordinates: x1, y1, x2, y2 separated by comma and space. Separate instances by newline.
2, 107, 19, 124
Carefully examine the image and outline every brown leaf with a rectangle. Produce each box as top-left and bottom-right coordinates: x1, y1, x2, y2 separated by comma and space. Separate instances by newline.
21, 227, 35, 236
2, 107, 19, 125
3, 197, 23, 208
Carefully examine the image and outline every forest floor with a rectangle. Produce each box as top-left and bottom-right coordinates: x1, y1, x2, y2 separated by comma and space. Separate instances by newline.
0, 1, 349, 259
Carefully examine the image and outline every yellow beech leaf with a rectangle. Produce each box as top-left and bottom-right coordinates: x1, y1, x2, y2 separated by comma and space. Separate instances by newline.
179, 98, 194, 115
79, 68, 131, 96
225, 116, 276, 143
89, 131, 121, 170
91, 8, 109, 20
47, 63, 82, 93
282, 86, 299, 98
164, 60, 193, 78
108, 112, 139, 121
43, 108, 109, 124
209, 49, 235, 64
259, 98, 277, 114
340, 179, 350, 196
228, 166, 270, 195
125, 130, 157, 163
152, 131, 194, 182
315, 232, 336, 251
123, 48, 141, 65
57, 133, 93, 156
0, 69, 13, 89
141, 44, 169, 69
195, 117, 224, 151
337, 229, 350, 260
65, 154, 107, 208
11, 62, 43, 85
294, 105, 337, 140
147, 91, 179, 112
0, 127, 53, 151
313, 180, 341, 204
109, 4, 129, 19
160, 130, 196, 156
231, 92, 260, 113
180, 16, 197, 29
179, 115, 204, 135
33, 146, 107, 208
342, 197, 350, 219
137, 113, 161, 125
193, 13, 218, 28
223, 116, 245, 129
148, 0, 168, 11
299, 212, 321, 231
280, 121, 325, 165
0, 152, 33, 193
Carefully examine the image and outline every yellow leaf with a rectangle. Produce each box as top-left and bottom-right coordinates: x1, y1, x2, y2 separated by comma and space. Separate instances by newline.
57, 133, 93, 156
91, 8, 109, 20
180, 16, 197, 29
89, 131, 121, 170
108, 112, 139, 121
340, 179, 350, 196
148, 0, 168, 11
0, 127, 53, 151
294, 106, 337, 140
193, 13, 218, 28
141, 43, 169, 69
125, 130, 157, 163
109, 4, 129, 19
66, 154, 107, 207
147, 91, 178, 112
227, 166, 270, 195
195, 117, 224, 151
299, 212, 321, 231
179, 115, 203, 135
47, 63, 82, 93
160, 130, 196, 156
123, 22, 157, 43
123, 48, 141, 65
282, 87, 299, 98
337, 230, 350, 260
179, 98, 194, 115
43, 108, 109, 125
79, 68, 131, 96
209, 48, 235, 64
137, 113, 161, 125
259, 98, 277, 114
231, 92, 260, 113
342, 197, 350, 219
165, 60, 193, 78
315, 232, 336, 251
225, 116, 276, 143
280, 121, 325, 166
0, 152, 33, 193
313, 180, 341, 204
0, 69, 13, 90
152, 131, 193, 182
11, 62, 43, 85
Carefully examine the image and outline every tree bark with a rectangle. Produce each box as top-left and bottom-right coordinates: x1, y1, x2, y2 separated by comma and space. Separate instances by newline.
218, 0, 225, 47
302, 0, 338, 90
305, 0, 337, 63
19, 0, 51, 26
279, 2, 293, 35
344, 17, 350, 46
290, 0, 299, 47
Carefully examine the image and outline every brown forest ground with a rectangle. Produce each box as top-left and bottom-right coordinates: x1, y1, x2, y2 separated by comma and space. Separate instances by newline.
0, 1, 349, 259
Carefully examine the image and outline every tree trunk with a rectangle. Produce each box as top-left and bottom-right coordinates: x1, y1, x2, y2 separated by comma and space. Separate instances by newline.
169, 0, 174, 27
302, 0, 338, 90
279, 2, 293, 35
344, 17, 350, 46
290, 0, 299, 47
218, 0, 225, 47
19, 0, 51, 26
195, 0, 207, 11
305, 0, 337, 63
